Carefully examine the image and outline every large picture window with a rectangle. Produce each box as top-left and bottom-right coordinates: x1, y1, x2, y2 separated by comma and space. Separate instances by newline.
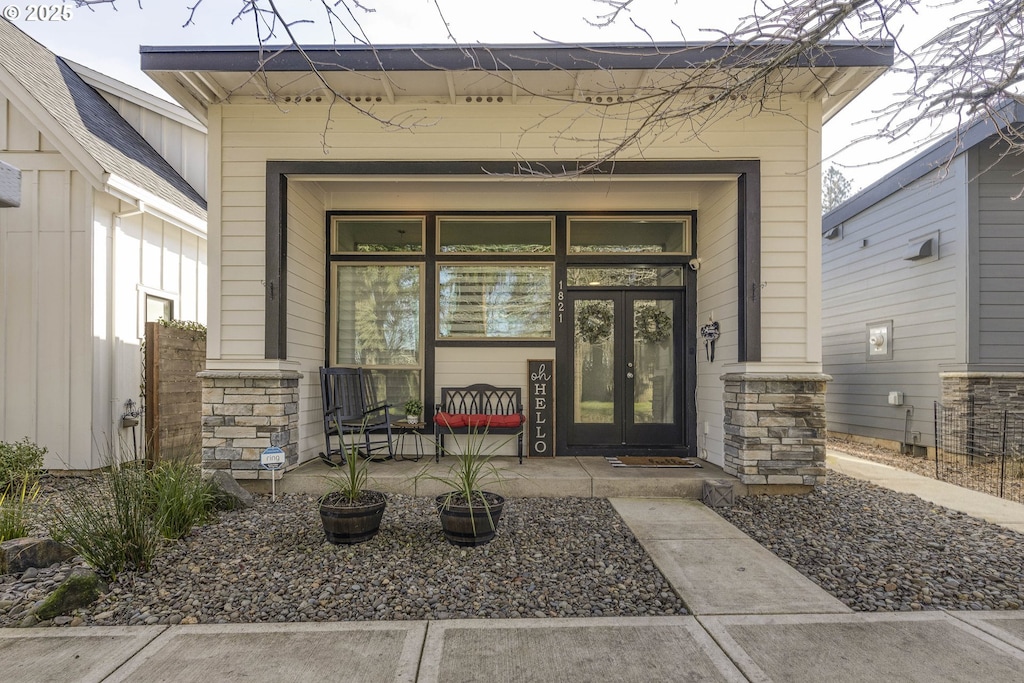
332, 263, 422, 405
437, 264, 554, 340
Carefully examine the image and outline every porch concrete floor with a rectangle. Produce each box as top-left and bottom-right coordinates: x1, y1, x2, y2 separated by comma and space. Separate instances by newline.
242, 454, 744, 500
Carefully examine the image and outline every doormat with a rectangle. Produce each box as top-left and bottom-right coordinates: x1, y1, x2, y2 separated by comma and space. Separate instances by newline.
605, 456, 703, 468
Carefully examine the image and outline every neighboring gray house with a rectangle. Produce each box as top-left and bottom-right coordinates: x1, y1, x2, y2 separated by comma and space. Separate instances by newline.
822, 102, 1024, 453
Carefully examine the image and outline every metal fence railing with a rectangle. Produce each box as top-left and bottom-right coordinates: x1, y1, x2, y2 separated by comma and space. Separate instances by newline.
934, 399, 1024, 504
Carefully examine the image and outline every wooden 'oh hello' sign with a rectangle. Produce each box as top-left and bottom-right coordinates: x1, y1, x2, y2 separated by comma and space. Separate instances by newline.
528, 360, 554, 457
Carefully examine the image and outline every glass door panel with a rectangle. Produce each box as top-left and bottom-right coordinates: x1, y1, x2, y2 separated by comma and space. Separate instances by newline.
568, 290, 682, 449
632, 299, 675, 424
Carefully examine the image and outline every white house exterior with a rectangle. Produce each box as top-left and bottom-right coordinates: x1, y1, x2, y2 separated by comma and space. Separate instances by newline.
142, 41, 891, 490
0, 20, 207, 470
822, 103, 1024, 452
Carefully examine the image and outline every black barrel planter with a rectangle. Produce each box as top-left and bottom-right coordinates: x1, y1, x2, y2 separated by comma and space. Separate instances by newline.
436, 492, 505, 546
319, 491, 387, 544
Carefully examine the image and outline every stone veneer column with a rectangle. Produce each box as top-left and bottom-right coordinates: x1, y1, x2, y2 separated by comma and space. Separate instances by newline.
198, 370, 301, 479
940, 373, 1024, 414
940, 372, 1024, 453
721, 373, 830, 490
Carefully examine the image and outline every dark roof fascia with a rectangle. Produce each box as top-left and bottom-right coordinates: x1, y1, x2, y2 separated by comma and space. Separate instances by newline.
823, 100, 1024, 229
141, 40, 893, 73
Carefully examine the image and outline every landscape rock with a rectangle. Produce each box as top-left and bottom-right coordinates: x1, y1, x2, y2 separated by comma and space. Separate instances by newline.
30, 568, 105, 621
205, 470, 254, 509
0, 537, 76, 575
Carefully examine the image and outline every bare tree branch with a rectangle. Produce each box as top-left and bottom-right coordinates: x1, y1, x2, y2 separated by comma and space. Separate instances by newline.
71, 0, 1024, 185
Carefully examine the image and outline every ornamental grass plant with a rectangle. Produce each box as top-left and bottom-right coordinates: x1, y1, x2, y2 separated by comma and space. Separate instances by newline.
417, 428, 515, 535
320, 423, 383, 507
148, 455, 218, 539
52, 444, 219, 579
52, 459, 161, 579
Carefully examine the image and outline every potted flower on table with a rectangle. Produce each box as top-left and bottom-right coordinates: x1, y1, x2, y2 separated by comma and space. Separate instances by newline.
403, 398, 424, 424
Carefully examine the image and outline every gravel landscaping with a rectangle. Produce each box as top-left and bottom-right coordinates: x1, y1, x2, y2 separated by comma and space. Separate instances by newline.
717, 471, 1024, 612
4, 457, 1024, 626
1, 489, 685, 627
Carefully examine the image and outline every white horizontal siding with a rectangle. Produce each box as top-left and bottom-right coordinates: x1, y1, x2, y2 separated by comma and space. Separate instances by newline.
285, 182, 329, 463
215, 96, 819, 368
693, 180, 739, 468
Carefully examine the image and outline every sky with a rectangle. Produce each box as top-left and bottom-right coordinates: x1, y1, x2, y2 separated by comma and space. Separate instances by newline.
12, 0, 971, 192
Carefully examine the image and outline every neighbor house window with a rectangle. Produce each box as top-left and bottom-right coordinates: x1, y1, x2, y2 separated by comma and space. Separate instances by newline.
437, 264, 554, 339
331, 263, 423, 407
146, 295, 173, 323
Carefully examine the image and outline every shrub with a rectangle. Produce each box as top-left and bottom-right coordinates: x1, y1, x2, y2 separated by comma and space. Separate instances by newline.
0, 438, 46, 487
0, 475, 40, 542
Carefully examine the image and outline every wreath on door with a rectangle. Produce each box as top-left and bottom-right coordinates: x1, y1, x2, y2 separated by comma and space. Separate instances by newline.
634, 305, 672, 344
575, 301, 614, 344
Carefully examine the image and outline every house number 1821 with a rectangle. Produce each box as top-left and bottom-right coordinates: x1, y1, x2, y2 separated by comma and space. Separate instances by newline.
557, 280, 564, 323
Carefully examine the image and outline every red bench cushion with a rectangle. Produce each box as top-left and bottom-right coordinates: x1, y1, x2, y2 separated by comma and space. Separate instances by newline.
434, 412, 468, 428
435, 413, 523, 429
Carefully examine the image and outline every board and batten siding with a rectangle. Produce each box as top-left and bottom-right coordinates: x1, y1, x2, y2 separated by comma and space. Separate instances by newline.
822, 154, 968, 446
973, 141, 1024, 366
0, 93, 206, 469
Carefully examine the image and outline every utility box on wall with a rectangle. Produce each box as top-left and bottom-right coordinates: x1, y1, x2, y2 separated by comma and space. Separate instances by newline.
866, 320, 893, 361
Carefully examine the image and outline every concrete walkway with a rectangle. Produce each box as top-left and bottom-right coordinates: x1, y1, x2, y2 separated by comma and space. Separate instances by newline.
3, 451, 1024, 681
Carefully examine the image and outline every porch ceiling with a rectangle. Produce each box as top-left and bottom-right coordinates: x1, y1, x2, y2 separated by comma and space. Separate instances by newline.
141, 42, 892, 125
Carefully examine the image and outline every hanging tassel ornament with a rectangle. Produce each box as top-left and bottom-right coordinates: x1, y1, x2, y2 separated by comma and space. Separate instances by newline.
700, 320, 720, 362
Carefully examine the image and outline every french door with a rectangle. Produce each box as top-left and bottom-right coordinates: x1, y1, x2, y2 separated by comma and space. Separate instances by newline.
566, 290, 684, 451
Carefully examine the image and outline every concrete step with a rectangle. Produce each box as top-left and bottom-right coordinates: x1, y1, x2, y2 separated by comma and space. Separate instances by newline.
241, 455, 744, 500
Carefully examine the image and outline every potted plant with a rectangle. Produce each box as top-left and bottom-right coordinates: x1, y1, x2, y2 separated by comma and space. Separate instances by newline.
403, 398, 424, 423
418, 428, 509, 546
318, 431, 386, 544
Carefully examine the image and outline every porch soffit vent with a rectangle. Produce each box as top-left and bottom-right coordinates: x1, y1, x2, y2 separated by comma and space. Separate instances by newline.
278, 93, 514, 104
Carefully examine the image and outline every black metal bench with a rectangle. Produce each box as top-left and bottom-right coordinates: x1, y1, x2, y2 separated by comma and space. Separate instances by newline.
434, 384, 526, 464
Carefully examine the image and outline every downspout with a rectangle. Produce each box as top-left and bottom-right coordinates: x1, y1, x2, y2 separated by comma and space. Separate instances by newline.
112, 201, 147, 459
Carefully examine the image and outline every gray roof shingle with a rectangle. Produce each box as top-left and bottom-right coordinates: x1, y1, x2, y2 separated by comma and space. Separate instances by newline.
0, 19, 206, 222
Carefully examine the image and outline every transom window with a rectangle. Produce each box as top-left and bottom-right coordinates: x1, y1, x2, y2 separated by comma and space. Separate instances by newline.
331, 216, 424, 254
568, 216, 691, 254
437, 217, 554, 254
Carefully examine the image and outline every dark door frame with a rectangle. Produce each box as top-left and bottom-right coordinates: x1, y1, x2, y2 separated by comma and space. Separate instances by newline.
263, 160, 762, 364
562, 289, 687, 455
